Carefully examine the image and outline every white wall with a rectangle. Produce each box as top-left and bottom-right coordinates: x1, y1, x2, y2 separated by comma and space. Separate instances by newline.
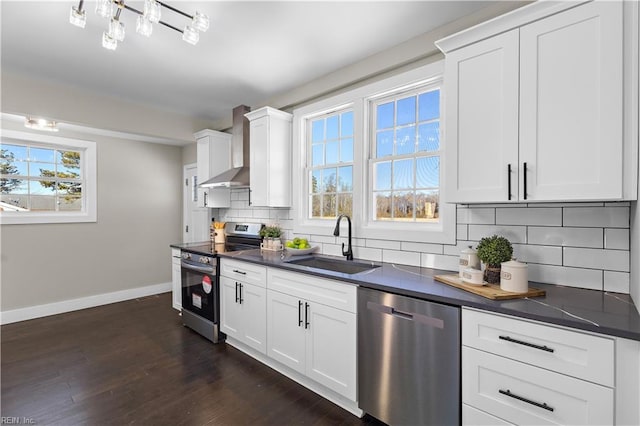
220, 190, 632, 294
0, 75, 191, 319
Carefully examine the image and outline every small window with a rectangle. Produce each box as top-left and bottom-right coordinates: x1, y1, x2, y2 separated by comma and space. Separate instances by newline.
0, 130, 96, 224
308, 109, 354, 219
370, 86, 441, 223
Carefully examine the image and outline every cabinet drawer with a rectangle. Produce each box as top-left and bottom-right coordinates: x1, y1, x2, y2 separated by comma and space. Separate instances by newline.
463, 404, 513, 426
463, 347, 613, 425
462, 309, 614, 386
220, 259, 267, 287
267, 268, 357, 313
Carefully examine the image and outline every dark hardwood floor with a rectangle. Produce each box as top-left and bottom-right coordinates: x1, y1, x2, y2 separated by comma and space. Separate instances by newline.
1, 293, 384, 425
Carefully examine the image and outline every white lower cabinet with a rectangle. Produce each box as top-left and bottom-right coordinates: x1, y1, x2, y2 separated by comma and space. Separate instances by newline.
463, 404, 513, 426
266, 268, 357, 401
171, 248, 181, 310
462, 308, 618, 425
220, 276, 267, 354
219, 259, 267, 354
463, 346, 613, 425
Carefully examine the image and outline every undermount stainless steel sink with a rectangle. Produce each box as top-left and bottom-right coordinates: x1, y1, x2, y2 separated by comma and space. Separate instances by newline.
286, 256, 380, 275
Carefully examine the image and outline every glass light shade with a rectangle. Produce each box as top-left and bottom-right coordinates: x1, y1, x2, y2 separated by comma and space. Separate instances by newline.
182, 26, 199, 45
95, 0, 112, 18
102, 31, 117, 50
192, 11, 209, 32
144, 0, 161, 23
25, 117, 59, 132
69, 6, 86, 28
136, 15, 153, 37
109, 18, 125, 42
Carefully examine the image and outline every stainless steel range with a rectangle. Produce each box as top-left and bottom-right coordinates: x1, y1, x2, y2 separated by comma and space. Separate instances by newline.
181, 222, 263, 343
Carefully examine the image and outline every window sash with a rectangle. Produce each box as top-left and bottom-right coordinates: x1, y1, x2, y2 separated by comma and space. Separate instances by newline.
0, 130, 96, 224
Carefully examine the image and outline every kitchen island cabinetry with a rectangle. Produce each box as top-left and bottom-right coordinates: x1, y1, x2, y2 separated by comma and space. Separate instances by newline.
439, 0, 638, 203
171, 248, 181, 310
219, 259, 267, 354
462, 308, 639, 425
195, 129, 231, 208
245, 107, 293, 207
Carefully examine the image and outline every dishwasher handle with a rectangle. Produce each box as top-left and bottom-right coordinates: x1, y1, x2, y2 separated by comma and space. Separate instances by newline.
366, 301, 444, 329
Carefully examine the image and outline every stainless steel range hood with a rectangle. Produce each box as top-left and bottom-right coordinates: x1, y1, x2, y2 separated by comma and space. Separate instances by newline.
200, 105, 251, 188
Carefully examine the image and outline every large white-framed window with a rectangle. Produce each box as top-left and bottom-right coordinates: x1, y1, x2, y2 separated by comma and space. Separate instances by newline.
0, 130, 97, 224
370, 84, 441, 223
292, 61, 455, 244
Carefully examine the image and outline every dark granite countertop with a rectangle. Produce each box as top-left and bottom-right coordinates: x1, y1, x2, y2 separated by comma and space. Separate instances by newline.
170, 242, 640, 341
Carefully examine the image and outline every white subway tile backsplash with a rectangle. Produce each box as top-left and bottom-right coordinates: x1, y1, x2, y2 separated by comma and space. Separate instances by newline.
401, 241, 443, 254
443, 240, 477, 256
528, 264, 603, 290
421, 253, 459, 271
468, 225, 527, 244
216, 196, 631, 294
512, 244, 562, 266
527, 227, 603, 248
366, 239, 401, 250
457, 208, 495, 224
563, 206, 629, 228
563, 247, 630, 272
496, 207, 562, 226
604, 271, 630, 293
457, 224, 468, 241
604, 228, 629, 250
383, 249, 421, 267
352, 246, 382, 262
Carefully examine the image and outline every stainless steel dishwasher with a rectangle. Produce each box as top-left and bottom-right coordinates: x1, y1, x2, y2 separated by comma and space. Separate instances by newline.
358, 287, 460, 425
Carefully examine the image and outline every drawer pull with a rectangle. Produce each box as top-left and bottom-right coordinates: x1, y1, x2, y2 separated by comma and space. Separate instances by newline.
232, 269, 247, 275
499, 389, 554, 412
499, 335, 554, 353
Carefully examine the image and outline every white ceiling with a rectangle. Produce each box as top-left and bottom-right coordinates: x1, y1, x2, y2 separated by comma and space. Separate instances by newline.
1, 1, 498, 125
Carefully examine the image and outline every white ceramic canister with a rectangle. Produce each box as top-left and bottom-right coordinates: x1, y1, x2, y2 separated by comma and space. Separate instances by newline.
500, 258, 528, 293
461, 268, 484, 285
459, 245, 480, 278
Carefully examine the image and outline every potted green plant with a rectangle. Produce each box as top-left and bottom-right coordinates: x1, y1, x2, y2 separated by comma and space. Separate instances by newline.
476, 235, 513, 284
259, 225, 283, 249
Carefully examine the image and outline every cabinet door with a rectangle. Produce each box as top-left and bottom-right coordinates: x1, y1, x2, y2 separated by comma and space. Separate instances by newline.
171, 260, 182, 310
239, 282, 267, 354
305, 302, 357, 400
266, 290, 306, 375
249, 116, 270, 207
444, 29, 519, 203
519, 1, 623, 201
220, 276, 243, 339
196, 137, 211, 208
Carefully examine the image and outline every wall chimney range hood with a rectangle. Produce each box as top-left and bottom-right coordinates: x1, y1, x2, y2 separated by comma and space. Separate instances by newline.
200, 105, 251, 188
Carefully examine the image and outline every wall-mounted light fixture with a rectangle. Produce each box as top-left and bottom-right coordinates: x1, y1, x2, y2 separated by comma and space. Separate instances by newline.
24, 117, 59, 132
69, 0, 209, 50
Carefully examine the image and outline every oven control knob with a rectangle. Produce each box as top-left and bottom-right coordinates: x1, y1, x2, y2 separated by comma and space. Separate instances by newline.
200, 257, 210, 264
182, 253, 191, 260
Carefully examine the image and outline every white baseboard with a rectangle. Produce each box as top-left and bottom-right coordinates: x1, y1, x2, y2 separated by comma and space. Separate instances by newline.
0, 282, 172, 325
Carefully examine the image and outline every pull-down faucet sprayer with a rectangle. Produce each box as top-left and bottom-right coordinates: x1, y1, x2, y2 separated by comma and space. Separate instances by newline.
333, 214, 353, 261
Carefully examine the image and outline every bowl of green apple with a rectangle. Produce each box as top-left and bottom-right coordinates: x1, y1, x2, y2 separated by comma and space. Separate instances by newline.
284, 238, 318, 255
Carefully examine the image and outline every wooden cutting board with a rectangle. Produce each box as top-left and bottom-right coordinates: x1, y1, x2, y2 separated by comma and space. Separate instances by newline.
434, 274, 545, 300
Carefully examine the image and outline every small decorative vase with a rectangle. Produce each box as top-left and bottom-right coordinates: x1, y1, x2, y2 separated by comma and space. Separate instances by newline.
484, 265, 501, 284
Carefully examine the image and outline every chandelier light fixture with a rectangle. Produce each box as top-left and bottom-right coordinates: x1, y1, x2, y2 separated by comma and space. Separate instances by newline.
69, 0, 209, 50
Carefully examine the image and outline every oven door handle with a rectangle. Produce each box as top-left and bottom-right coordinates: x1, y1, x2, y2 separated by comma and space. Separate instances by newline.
181, 261, 215, 273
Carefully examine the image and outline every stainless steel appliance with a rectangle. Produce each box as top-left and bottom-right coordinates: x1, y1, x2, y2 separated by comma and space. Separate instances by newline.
181, 222, 263, 343
358, 287, 461, 425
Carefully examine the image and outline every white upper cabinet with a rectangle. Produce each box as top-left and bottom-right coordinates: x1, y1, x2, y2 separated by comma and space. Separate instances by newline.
195, 129, 231, 208
438, 0, 638, 203
245, 107, 293, 207
443, 29, 519, 203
